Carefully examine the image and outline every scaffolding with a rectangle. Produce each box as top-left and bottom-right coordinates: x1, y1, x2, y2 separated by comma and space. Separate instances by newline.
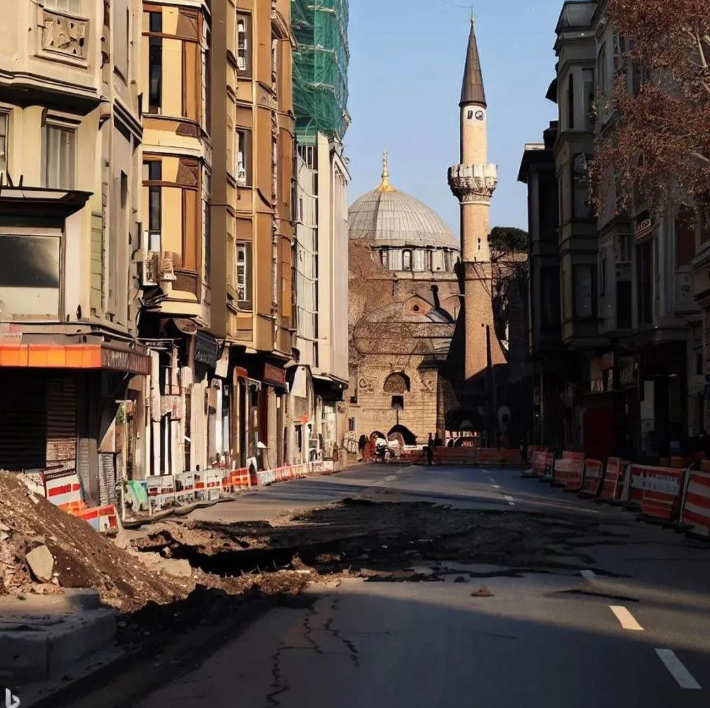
292, 0, 350, 142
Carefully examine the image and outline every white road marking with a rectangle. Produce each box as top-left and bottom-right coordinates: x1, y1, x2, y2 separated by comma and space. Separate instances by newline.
581, 570, 596, 580
610, 606, 643, 631
385, 475, 397, 482
489, 477, 497, 484
655, 649, 702, 690
493, 484, 501, 490
504, 495, 515, 506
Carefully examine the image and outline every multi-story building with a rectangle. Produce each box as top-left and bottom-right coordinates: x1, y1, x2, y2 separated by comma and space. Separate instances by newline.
209, 0, 296, 471
523, 0, 705, 460
290, 0, 350, 464
137, 0, 216, 477
0, 0, 149, 503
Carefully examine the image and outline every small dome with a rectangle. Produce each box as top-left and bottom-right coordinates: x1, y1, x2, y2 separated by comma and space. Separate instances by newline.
349, 154, 459, 250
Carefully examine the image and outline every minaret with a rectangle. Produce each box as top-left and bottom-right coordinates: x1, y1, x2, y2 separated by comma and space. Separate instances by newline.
448, 16, 505, 382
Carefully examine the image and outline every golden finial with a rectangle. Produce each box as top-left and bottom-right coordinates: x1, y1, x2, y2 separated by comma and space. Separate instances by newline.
376, 149, 395, 193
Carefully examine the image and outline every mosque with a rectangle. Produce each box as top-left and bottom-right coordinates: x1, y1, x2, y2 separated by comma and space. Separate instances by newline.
347, 18, 524, 449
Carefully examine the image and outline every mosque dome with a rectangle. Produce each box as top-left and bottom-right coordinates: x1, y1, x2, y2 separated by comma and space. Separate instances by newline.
349, 154, 459, 251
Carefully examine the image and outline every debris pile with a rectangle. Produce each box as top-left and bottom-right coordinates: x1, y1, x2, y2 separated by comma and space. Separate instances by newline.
0, 473, 185, 610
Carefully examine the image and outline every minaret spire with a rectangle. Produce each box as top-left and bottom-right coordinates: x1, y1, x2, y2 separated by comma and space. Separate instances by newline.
460, 14, 486, 107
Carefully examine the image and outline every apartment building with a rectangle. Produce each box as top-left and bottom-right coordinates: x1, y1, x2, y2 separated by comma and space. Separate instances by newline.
0, 0, 148, 503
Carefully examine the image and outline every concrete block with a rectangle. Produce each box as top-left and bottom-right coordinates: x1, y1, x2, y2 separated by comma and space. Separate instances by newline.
0, 631, 49, 683
25, 545, 54, 583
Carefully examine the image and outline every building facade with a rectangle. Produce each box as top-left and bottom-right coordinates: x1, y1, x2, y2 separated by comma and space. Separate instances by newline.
290, 0, 350, 466
522, 0, 706, 461
348, 158, 461, 447
0, 0, 149, 505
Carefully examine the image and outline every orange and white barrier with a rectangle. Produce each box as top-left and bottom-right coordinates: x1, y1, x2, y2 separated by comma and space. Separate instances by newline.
531, 451, 553, 479
579, 459, 604, 497
679, 466, 710, 537
627, 464, 686, 522
600, 457, 627, 502
553, 452, 585, 491
44, 470, 84, 511
77, 505, 118, 533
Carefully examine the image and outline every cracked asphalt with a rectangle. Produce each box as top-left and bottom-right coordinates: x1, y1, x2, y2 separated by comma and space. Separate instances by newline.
132, 464, 710, 708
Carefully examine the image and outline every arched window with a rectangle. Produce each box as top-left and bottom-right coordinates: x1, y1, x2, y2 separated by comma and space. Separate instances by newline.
380, 249, 389, 268
402, 249, 412, 270
383, 372, 410, 394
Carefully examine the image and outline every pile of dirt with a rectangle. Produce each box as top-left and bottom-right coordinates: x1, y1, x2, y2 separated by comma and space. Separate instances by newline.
0, 473, 187, 611
0, 473, 324, 618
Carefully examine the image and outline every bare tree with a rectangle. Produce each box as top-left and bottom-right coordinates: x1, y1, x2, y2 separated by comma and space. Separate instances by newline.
590, 0, 710, 213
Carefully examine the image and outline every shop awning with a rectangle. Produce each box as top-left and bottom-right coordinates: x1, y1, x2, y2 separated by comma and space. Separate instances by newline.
0, 343, 151, 375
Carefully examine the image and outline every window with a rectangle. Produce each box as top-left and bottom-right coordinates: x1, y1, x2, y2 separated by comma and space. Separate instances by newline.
43, 123, 75, 189
617, 281, 632, 329
149, 36, 162, 113
571, 158, 592, 219
236, 129, 251, 186
403, 250, 412, 270
0, 113, 7, 174
637, 240, 653, 325
540, 267, 560, 329
149, 10, 161, 32
348, 418, 355, 433
676, 205, 696, 267
203, 29, 211, 129
425, 250, 433, 271
235, 242, 252, 307
143, 160, 162, 251
44, 0, 81, 14
380, 249, 389, 268
573, 265, 595, 320
236, 14, 250, 74
567, 74, 575, 129
583, 68, 595, 130
203, 170, 211, 284
599, 255, 606, 296
0, 233, 60, 317
597, 43, 609, 97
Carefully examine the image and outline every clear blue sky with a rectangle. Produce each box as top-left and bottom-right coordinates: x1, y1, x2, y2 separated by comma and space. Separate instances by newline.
345, 0, 562, 235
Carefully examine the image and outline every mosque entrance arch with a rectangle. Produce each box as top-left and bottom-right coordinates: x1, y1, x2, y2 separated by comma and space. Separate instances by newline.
388, 425, 416, 446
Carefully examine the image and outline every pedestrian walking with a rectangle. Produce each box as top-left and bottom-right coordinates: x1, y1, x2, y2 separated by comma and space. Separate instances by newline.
426, 434, 434, 466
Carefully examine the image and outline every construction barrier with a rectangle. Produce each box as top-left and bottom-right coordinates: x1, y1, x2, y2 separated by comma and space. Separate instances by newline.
628, 464, 686, 522
600, 457, 627, 502
476, 448, 501, 466
580, 459, 604, 497
531, 451, 553, 479
553, 452, 585, 491
43, 470, 84, 511
679, 464, 710, 537
78, 505, 119, 533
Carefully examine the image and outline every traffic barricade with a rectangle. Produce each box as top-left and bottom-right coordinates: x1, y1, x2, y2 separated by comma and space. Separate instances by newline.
77, 505, 119, 533
530, 450, 554, 479
552, 451, 585, 491
600, 457, 628, 502
175, 471, 196, 505
43, 469, 83, 510
499, 449, 524, 467
476, 449, 502, 466
628, 464, 686, 522
679, 464, 710, 538
146, 474, 176, 513
579, 458, 604, 497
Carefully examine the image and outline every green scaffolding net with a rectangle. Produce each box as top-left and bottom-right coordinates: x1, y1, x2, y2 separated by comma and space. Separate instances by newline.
292, 0, 350, 141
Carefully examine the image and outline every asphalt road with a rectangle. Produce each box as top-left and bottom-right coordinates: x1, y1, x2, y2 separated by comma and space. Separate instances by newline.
138, 463, 710, 708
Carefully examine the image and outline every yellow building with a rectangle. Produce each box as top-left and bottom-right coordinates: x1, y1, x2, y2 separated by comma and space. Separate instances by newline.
0, 0, 149, 505
209, 0, 296, 469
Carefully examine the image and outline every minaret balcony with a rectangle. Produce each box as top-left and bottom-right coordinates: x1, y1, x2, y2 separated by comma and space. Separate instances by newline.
448, 164, 498, 204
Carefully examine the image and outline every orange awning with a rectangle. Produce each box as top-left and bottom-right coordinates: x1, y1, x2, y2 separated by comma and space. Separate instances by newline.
0, 344, 151, 375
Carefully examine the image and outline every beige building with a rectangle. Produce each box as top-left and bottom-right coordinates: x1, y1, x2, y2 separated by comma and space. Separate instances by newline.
0, 0, 149, 504
348, 157, 461, 447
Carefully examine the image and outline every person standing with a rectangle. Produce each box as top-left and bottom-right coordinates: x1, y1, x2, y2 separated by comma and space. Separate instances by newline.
520, 434, 529, 464
426, 434, 435, 466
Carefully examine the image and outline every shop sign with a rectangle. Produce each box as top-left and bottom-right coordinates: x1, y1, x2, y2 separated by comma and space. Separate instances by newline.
619, 356, 636, 386
0, 323, 22, 344
635, 217, 653, 241
195, 332, 218, 368
101, 347, 151, 375
263, 362, 287, 386
140, 338, 173, 352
